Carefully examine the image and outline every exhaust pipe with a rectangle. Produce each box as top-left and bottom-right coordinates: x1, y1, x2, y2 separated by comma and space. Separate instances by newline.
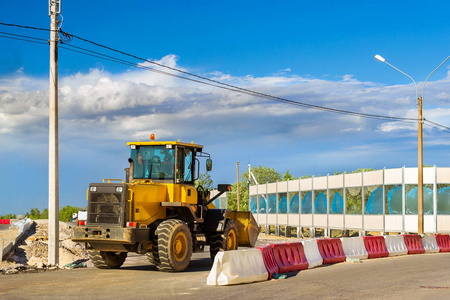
128, 158, 134, 183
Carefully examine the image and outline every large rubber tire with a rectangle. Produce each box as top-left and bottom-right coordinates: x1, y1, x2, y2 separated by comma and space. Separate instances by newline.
88, 250, 127, 269
146, 252, 154, 265
209, 220, 238, 261
154, 219, 193, 272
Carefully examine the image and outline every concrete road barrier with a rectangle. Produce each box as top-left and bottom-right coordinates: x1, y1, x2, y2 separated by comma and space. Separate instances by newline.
257, 245, 279, 280
421, 235, 439, 253
340, 237, 368, 260
301, 239, 323, 269
271, 242, 308, 273
384, 235, 408, 257
403, 234, 425, 254
363, 236, 389, 259
207, 249, 268, 286
317, 238, 346, 264
435, 234, 450, 252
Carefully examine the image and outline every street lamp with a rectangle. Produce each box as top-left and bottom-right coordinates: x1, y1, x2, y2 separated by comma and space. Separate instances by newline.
375, 54, 450, 234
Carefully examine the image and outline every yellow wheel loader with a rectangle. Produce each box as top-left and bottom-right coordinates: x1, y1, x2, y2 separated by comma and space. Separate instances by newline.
71, 135, 259, 272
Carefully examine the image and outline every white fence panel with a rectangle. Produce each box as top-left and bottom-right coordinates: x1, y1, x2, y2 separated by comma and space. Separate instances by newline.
300, 214, 313, 227
278, 214, 288, 226
267, 214, 277, 225
363, 170, 383, 186
256, 214, 266, 225
385, 215, 403, 232
313, 176, 327, 190
289, 214, 300, 227
328, 174, 343, 189
345, 173, 362, 187
384, 168, 402, 185
345, 215, 362, 229
329, 215, 344, 228
364, 215, 383, 231
437, 216, 450, 233
314, 214, 327, 227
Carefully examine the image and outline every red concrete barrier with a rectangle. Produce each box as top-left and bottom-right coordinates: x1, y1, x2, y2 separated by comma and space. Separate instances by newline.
363, 236, 389, 259
257, 245, 279, 279
289, 242, 309, 270
0, 219, 10, 225
435, 234, 450, 253
403, 234, 425, 254
316, 238, 346, 264
271, 243, 309, 273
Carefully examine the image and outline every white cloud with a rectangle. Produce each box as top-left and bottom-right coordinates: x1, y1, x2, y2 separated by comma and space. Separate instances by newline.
0, 54, 449, 155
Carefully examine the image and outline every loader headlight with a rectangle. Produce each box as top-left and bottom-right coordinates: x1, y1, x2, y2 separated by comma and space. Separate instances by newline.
90, 186, 97, 192
115, 186, 123, 193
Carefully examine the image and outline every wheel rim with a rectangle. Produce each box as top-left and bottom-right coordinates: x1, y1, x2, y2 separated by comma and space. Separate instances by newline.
227, 230, 237, 250
173, 231, 188, 262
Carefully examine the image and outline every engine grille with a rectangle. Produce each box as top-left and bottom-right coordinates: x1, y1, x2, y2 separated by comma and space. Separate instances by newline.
87, 184, 127, 226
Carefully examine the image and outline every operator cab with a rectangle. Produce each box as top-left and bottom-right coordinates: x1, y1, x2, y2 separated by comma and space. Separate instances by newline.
127, 136, 211, 185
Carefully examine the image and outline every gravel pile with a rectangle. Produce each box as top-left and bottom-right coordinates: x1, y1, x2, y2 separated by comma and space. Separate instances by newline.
1, 220, 92, 275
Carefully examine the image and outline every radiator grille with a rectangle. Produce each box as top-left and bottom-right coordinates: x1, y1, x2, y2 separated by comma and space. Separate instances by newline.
88, 192, 124, 225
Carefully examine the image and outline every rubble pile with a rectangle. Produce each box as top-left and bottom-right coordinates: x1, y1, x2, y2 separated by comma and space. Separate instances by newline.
1, 220, 93, 275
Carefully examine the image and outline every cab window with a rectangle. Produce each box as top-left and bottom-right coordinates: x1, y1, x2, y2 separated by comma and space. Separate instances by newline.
130, 146, 175, 180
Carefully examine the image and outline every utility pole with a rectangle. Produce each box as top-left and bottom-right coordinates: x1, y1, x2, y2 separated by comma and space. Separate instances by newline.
48, 0, 61, 266
236, 161, 240, 211
418, 96, 424, 234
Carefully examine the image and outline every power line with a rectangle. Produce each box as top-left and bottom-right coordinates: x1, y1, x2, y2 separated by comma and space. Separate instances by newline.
0, 32, 48, 45
65, 32, 419, 122
0, 22, 436, 125
61, 42, 420, 123
0, 22, 53, 32
0, 31, 48, 42
423, 119, 450, 133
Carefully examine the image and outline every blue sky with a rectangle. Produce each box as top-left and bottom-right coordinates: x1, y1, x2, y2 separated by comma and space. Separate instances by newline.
1, 0, 450, 215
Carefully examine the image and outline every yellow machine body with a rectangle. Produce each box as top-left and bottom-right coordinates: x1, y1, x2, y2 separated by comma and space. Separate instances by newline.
128, 181, 202, 227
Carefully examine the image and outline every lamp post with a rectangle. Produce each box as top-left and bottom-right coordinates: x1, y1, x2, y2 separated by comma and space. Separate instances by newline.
375, 54, 450, 234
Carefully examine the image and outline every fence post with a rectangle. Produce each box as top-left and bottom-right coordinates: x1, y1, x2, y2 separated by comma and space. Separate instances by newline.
433, 165, 437, 233
312, 176, 315, 237
276, 181, 279, 236
361, 169, 365, 236
298, 178, 302, 238
402, 166, 406, 234
266, 182, 269, 232
287, 179, 290, 235
343, 172, 347, 234
382, 167, 386, 235
326, 174, 330, 238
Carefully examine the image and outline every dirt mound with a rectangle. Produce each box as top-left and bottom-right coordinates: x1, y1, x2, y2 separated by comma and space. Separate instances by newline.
1, 220, 93, 274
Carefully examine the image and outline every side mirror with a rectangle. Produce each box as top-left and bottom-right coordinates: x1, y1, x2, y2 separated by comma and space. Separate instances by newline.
206, 159, 212, 171
217, 184, 231, 192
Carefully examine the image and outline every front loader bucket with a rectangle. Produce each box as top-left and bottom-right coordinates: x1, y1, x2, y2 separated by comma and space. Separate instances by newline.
227, 211, 260, 247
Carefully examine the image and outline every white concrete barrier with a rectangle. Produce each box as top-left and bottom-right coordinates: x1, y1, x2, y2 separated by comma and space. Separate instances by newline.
384, 235, 408, 256
421, 235, 439, 253
301, 239, 323, 269
340, 237, 368, 260
11, 218, 33, 234
207, 249, 268, 286
1, 241, 13, 260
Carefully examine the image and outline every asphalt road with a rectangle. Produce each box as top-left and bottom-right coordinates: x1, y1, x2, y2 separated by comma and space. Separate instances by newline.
1, 250, 450, 300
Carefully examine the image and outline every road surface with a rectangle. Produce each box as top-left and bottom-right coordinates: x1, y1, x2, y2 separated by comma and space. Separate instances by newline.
1, 250, 449, 299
